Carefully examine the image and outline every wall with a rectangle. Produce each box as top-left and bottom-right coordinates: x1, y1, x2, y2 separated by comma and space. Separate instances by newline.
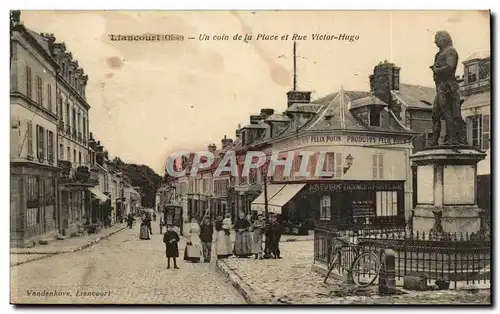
462, 104, 490, 176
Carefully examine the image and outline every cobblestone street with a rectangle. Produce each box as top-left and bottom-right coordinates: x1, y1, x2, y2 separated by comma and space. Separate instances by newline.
220, 241, 491, 305
10, 224, 245, 304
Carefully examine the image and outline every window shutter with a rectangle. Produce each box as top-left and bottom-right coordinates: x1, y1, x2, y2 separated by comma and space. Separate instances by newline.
378, 154, 384, 179
482, 114, 490, 150
372, 154, 378, 179
335, 152, 342, 178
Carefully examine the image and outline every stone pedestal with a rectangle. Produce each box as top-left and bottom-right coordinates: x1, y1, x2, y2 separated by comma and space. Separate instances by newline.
410, 147, 486, 235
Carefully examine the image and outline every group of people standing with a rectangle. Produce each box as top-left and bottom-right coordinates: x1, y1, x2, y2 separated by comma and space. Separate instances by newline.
179, 211, 284, 264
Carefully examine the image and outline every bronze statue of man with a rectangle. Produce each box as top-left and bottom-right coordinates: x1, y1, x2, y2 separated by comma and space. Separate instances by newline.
428, 31, 467, 147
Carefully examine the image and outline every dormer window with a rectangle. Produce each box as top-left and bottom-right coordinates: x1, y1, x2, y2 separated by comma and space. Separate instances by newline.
479, 59, 491, 80
466, 63, 478, 83
369, 107, 381, 127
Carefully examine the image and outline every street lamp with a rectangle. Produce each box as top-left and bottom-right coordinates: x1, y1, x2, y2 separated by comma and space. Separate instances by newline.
260, 162, 274, 259
343, 154, 354, 174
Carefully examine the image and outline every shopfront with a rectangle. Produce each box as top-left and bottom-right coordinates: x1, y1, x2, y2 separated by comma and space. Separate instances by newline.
309, 180, 406, 230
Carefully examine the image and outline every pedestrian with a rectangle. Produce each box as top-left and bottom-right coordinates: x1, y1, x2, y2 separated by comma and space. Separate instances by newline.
163, 224, 180, 269
139, 219, 150, 240
233, 212, 252, 258
200, 218, 214, 263
145, 214, 152, 235
269, 214, 283, 259
251, 214, 266, 259
126, 213, 135, 229
215, 215, 232, 259
183, 218, 202, 263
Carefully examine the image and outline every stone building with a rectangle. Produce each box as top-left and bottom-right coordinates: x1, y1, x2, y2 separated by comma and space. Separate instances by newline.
460, 51, 491, 226
10, 15, 59, 247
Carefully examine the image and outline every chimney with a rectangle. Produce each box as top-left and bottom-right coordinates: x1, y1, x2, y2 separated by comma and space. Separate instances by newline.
208, 144, 217, 153
369, 61, 401, 106
221, 135, 234, 148
260, 108, 275, 120
286, 91, 311, 107
89, 132, 94, 140
250, 115, 261, 124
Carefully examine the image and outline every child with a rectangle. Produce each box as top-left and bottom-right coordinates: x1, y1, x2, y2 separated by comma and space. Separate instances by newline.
163, 224, 180, 269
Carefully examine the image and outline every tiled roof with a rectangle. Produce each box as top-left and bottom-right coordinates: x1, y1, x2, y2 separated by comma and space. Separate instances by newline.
305, 89, 411, 132
391, 83, 434, 110
265, 113, 290, 122
286, 103, 322, 113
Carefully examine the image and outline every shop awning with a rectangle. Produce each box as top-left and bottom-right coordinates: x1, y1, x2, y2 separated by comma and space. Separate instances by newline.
250, 184, 286, 213
267, 184, 306, 215
88, 187, 108, 203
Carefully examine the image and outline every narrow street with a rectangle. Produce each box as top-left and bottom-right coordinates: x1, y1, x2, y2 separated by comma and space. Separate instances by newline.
10, 224, 245, 304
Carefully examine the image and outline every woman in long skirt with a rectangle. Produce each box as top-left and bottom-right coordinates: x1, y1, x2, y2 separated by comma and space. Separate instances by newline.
215, 214, 232, 259
251, 214, 266, 259
184, 218, 202, 263
233, 212, 252, 257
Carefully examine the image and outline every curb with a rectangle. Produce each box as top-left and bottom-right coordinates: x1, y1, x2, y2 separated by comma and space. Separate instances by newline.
215, 260, 264, 304
10, 226, 127, 267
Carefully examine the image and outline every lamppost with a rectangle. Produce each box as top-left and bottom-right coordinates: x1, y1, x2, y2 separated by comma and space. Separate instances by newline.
260, 161, 274, 259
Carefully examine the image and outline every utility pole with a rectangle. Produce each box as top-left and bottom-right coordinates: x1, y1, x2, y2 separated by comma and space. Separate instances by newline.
293, 41, 297, 91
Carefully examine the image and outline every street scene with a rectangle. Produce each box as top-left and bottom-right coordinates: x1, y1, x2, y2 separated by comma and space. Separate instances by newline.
9, 10, 491, 305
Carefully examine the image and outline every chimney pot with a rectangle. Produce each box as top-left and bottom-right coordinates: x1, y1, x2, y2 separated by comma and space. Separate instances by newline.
260, 108, 275, 119
286, 91, 311, 107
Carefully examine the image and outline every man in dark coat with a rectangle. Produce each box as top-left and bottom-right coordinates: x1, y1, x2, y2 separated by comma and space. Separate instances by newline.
145, 214, 152, 235
200, 218, 214, 263
268, 214, 283, 259
163, 224, 180, 269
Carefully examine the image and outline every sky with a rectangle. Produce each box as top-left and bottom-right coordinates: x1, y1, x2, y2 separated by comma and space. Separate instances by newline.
19, 10, 490, 174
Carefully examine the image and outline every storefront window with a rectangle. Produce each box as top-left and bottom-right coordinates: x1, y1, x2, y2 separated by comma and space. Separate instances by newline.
26, 176, 40, 227
376, 191, 398, 216
320, 195, 331, 220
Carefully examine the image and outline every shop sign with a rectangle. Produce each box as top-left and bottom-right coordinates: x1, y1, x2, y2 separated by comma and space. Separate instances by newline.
307, 181, 404, 192
273, 134, 410, 151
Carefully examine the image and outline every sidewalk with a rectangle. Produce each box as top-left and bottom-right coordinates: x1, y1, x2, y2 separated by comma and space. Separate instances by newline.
216, 241, 491, 305
10, 224, 127, 267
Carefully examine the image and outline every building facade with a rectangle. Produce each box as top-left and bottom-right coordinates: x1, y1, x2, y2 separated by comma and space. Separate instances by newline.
460, 52, 491, 226
10, 19, 60, 247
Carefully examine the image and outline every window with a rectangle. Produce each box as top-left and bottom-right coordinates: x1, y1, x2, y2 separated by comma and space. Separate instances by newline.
482, 115, 490, 150
78, 151, 82, 165
47, 84, 52, 111
59, 144, 64, 159
27, 176, 40, 227
323, 152, 343, 178
320, 195, 331, 220
36, 76, 43, 105
372, 153, 384, 179
72, 108, 76, 130
82, 116, 86, 137
36, 125, 45, 161
376, 191, 398, 216
47, 131, 54, 162
77, 112, 81, 132
26, 66, 32, 99
470, 114, 490, 150
369, 107, 381, 127
26, 121, 33, 156
67, 147, 71, 161
66, 102, 70, 125
466, 63, 478, 83
73, 149, 76, 163
479, 60, 491, 80
425, 132, 434, 147
58, 95, 63, 118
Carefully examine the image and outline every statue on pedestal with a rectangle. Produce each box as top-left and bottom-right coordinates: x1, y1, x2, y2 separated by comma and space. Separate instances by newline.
427, 31, 468, 147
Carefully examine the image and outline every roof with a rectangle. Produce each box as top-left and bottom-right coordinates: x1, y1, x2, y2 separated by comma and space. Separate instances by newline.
350, 94, 389, 109
391, 83, 434, 110
265, 113, 290, 122
26, 29, 52, 56
464, 51, 491, 62
304, 89, 408, 133
286, 103, 322, 114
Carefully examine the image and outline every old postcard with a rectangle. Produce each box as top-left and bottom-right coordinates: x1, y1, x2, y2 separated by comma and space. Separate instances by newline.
9, 10, 491, 305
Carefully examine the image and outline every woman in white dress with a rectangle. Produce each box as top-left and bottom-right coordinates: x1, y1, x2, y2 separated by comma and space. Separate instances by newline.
183, 218, 202, 263
215, 214, 232, 259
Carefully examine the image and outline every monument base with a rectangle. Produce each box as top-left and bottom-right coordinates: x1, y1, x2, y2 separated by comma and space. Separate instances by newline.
412, 204, 482, 235
410, 146, 486, 236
